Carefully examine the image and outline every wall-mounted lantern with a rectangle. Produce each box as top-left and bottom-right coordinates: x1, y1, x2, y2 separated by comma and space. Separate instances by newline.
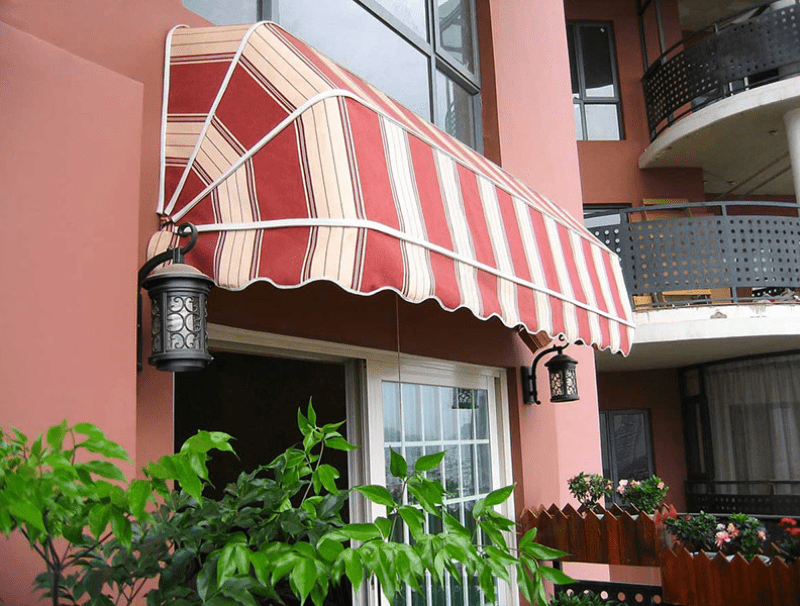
137, 223, 214, 372
521, 340, 579, 405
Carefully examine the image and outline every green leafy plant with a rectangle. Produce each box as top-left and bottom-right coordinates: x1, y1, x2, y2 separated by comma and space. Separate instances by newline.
714, 513, 767, 561
615, 476, 668, 514
664, 511, 718, 552
567, 472, 612, 513
550, 589, 622, 605
0, 420, 233, 606
1, 406, 573, 606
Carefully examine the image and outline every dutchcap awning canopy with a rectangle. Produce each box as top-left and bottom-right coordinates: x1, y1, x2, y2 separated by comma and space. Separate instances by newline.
149, 22, 634, 355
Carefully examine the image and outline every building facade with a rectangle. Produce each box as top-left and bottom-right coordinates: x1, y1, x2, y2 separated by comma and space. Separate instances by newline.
0, 1, 636, 604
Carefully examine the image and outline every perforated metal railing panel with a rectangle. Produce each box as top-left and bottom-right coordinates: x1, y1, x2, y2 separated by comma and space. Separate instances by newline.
590, 214, 800, 296
644, 4, 800, 134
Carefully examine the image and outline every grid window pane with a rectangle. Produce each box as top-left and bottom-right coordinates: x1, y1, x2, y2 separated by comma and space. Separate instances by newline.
376, 0, 428, 39
438, 0, 476, 72
585, 103, 621, 140
382, 379, 495, 605
435, 70, 477, 148
279, 0, 431, 119
580, 25, 616, 98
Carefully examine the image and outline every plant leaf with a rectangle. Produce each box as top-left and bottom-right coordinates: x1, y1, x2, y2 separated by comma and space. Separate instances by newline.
414, 450, 447, 473
484, 484, 515, 507
290, 558, 317, 605
389, 450, 407, 479
354, 485, 396, 509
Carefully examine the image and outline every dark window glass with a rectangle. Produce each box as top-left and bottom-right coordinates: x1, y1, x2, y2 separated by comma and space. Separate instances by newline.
599, 409, 654, 503
581, 25, 615, 98
568, 22, 623, 141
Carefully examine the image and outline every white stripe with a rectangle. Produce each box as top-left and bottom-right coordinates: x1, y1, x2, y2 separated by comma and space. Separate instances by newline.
591, 244, 622, 353
190, 217, 635, 327
570, 231, 603, 346
544, 216, 580, 341
434, 150, 482, 314
478, 177, 520, 326
513, 196, 553, 335
382, 119, 432, 301
158, 24, 189, 215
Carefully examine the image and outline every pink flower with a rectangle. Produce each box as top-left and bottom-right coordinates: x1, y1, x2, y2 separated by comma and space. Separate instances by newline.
715, 530, 731, 548
726, 523, 739, 538
657, 481, 665, 490
617, 485, 625, 494
630, 480, 640, 487
757, 530, 767, 540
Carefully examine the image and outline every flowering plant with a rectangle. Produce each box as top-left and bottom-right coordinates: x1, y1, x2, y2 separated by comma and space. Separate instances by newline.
567, 472, 613, 512
778, 517, 800, 563
616, 475, 668, 514
663, 511, 718, 552
714, 513, 767, 560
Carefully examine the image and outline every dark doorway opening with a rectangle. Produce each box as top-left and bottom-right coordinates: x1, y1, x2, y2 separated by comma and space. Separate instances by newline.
175, 350, 349, 497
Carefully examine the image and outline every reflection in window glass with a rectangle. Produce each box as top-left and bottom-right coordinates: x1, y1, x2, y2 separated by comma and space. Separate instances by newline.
279, 0, 431, 119
382, 380, 493, 605
585, 104, 621, 140
567, 25, 579, 97
580, 25, 615, 98
438, 0, 476, 72
183, 0, 259, 25
435, 70, 476, 147
375, 0, 427, 39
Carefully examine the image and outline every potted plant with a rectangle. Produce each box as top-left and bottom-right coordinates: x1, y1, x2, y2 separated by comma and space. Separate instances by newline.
0, 407, 573, 606
615, 476, 669, 515
567, 472, 613, 513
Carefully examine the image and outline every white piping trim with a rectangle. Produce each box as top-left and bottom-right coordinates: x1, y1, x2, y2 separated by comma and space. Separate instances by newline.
158, 24, 188, 215
191, 217, 636, 327
171, 89, 354, 222
164, 21, 269, 216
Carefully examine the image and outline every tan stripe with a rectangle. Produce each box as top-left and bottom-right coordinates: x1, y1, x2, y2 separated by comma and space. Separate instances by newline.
170, 25, 253, 57
513, 196, 553, 335
544, 216, 580, 340
303, 97, 358, 287
570, 230, 603, 346
242, 27, 331, 108
591, 244, 621, 353
166, 120, 205, 160
146, 230, 176, 260
477, 176, 519, 326
382, 118, 432, 301
434, 149, 481, 313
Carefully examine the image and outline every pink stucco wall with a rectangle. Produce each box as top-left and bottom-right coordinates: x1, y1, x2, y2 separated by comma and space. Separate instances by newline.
488, 0, 605, 514
0, 22, 143, 604
564, 0, 705, 206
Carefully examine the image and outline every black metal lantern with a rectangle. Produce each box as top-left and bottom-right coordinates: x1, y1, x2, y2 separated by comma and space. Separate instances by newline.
521, 341, 580, 405
137, 223, 214, 372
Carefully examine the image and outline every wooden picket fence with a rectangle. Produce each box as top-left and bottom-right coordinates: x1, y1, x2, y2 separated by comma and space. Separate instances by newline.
523, 504, 800, 606
522, 503, 664, 566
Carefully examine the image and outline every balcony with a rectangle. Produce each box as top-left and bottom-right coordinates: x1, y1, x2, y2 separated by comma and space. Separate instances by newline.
638, 1, 800, 197
643, 2, 800, 141
589, 200, 800, 370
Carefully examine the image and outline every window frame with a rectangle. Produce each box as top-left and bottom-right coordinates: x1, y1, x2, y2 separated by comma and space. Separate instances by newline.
568, 21, 624, 141
599, 409, 655, 504
206, 323, 517, 605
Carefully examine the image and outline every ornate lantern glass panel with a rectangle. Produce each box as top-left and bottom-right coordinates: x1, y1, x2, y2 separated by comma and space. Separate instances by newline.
142, 263, 214, 372
545, 352, 580, 402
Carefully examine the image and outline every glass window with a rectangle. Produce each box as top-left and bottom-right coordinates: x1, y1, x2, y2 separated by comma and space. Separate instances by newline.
182, 0, 482, 149
436, 69, 476, 149
278, 0, 431, 120
599, 410, 654, 504
567, 22, 623, 141
438, 0, 476, 73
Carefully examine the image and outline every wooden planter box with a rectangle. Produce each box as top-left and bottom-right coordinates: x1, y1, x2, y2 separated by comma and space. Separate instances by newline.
661, 546, 800, 606
522, 504, 664, 566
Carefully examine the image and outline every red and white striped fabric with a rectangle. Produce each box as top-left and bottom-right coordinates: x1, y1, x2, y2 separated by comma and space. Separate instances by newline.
150, 23, 634, 355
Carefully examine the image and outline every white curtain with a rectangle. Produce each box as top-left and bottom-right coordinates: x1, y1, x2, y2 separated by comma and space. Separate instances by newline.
704, 354, 800, 494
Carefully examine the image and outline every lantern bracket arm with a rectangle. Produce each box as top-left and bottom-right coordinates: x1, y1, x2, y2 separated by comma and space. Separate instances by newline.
137, 223, 198, 287
136, 222, 199, 371
520, 342, 569, 406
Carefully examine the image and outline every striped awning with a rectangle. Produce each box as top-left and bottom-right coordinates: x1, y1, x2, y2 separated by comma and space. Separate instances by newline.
150, 23, 634, 355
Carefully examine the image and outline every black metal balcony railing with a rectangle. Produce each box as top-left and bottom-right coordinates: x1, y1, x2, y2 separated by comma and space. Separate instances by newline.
588, 201, 800, 308
555, 581, 673, 606
687, 480, 800, 516
643, 1, 800, 139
